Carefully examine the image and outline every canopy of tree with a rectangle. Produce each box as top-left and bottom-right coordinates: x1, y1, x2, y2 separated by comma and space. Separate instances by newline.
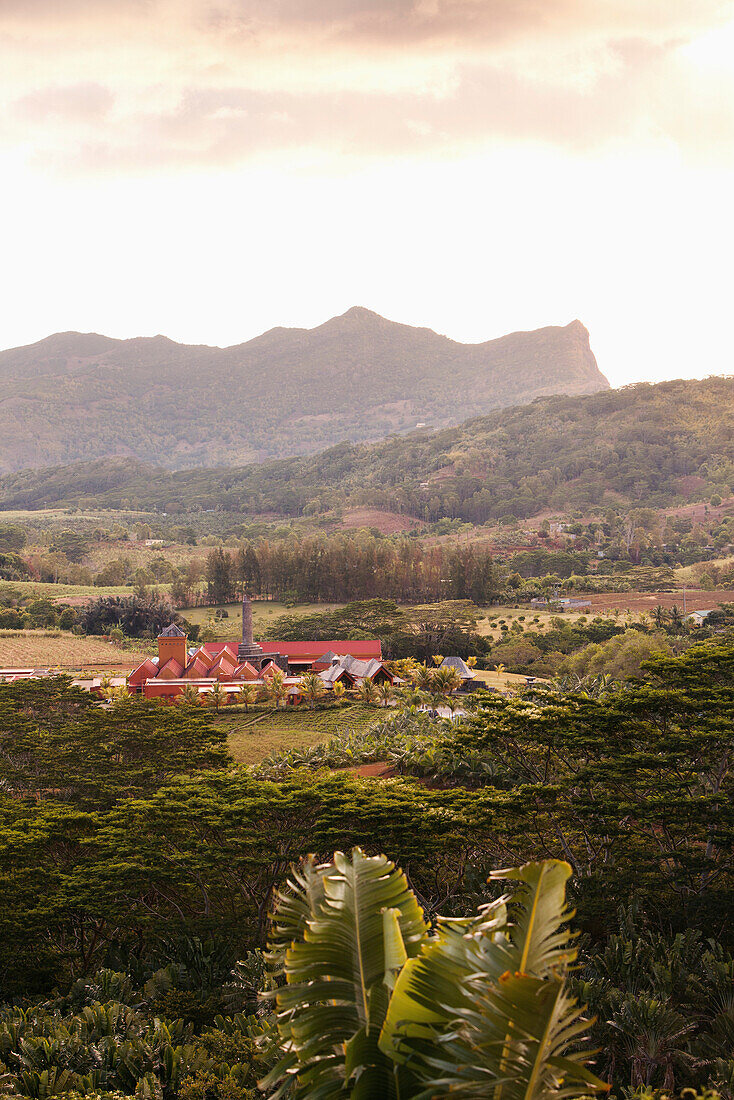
0, 377, 731, 524
0, 639, 731, 1098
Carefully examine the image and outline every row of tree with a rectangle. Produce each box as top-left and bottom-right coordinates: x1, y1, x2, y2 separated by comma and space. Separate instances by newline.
203, 538, 503, 605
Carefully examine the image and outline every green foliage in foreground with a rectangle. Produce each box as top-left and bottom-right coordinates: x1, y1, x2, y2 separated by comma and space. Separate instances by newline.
0, 640, 731, 1097
0, 678, 230, 808
264, 848, 605, 1100
0, 967, 268, 1100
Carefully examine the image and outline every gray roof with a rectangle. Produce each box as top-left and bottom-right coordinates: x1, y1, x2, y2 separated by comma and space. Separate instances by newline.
440, 656, 475, 679
159, 623, 186, 637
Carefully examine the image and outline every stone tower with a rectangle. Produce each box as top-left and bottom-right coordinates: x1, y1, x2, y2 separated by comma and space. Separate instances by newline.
238, 592, 264, 662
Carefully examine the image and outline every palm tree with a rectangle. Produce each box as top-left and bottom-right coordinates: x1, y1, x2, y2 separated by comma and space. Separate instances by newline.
356, 678, 379, 706
178, 683, 200, 707
494, 662, 506, 677
236, 683, 259, 711
206, 682, 227, 712
653, 604, 667, 628
331, 680, 347, 706
413, 663, 434, 692
398, 685, 422, 711
110, 684, 131, 708
99, 674, 114, 702
262, 849, 606, 1100
376, 680, 394, 708
266, 669, 288, 709
300, 670, 325, 709
433, 665, 462, 697
432, 653, 445, 666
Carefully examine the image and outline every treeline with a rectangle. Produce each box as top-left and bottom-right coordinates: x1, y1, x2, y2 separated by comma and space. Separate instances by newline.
200, 537, 503, 605
1, 378, 732, 521
0, 640, 732, 1098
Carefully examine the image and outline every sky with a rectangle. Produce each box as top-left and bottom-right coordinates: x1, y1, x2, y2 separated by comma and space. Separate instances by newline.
1, 1, 733, 387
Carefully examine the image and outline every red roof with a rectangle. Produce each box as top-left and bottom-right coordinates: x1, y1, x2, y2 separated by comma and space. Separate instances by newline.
201, 642, 239, 660
262, 640, 382, 661
128, 658, 159, 685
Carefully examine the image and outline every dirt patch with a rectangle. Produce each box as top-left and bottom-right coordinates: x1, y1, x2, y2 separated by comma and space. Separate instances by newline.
585, 589, 734, 613
339, 509, 424, 534
348, 762, 396, 779
662, 494, 734, 524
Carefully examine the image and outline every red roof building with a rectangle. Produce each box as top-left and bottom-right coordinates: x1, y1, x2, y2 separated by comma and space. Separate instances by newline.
127, 626, 385, 703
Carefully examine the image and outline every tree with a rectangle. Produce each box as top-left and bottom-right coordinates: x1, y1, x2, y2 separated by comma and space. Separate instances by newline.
50, 531, 90, 563
266, 670, 288, 710
206, 683, 227, 712
376, 681, 394, 708
236, 684, 259, 712
179, 683, 201, 707
356, 679, 379, 706
300, 671, 325, 709
262, 848, 605, 1100
332, 680, 347, 705
433, 665, 462, 697
205, 548, 236, 605
81, 593, 179, 638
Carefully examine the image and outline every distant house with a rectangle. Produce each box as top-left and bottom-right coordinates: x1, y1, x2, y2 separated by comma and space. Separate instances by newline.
318, 654, 399, 689
530, 597, 591, 610
685, 609, 715, 627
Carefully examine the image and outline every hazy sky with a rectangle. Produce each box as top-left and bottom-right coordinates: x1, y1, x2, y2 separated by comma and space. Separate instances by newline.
1, 1, 733, 386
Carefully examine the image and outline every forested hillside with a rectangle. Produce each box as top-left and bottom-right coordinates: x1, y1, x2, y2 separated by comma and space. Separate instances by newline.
2, 377, 732, 522
0, 310, 606, 472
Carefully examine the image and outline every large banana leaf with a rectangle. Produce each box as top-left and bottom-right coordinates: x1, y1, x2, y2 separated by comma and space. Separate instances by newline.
379, 860, 607, 1100
261, 847, 428, 1099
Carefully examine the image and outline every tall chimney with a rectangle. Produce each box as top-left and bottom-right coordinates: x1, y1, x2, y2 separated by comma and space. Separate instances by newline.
238, 592, 263, 661
242, 592, 254, 647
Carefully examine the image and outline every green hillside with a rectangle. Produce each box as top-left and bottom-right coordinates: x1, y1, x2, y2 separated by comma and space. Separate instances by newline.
1, 377, 731, 522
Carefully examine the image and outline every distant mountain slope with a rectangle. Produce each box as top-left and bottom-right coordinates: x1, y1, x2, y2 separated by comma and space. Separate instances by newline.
0, 309, 607, 473
1, 378, 732, 523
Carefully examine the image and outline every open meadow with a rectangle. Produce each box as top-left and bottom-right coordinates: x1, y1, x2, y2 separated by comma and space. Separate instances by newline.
212, 701, 378, 764
182, 601, 347, 639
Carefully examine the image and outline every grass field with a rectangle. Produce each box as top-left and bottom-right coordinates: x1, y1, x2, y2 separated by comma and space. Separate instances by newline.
213, 702, 379, 764
474, 604, 592, 643
0, 630, 148, 671
182, 601, 346, 639
0, 579, 160, 604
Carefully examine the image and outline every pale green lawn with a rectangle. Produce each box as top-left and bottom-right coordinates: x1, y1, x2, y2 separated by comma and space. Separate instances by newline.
212, 702, 378, 764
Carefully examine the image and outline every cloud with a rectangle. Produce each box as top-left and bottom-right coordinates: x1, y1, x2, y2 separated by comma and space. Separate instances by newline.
15, 83, 114, 123
1, 0, 733, 173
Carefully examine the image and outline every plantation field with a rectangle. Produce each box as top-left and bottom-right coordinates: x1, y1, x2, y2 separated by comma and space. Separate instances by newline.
0, 630, 148, 671
213, 702, 378, 764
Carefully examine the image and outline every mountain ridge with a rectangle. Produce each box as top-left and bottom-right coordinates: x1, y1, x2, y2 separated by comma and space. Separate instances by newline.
0, 308, 608, 473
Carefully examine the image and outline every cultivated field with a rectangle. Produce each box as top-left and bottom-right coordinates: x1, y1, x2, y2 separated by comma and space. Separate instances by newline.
213, 702, 378, 764
0, 630, 149, 671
